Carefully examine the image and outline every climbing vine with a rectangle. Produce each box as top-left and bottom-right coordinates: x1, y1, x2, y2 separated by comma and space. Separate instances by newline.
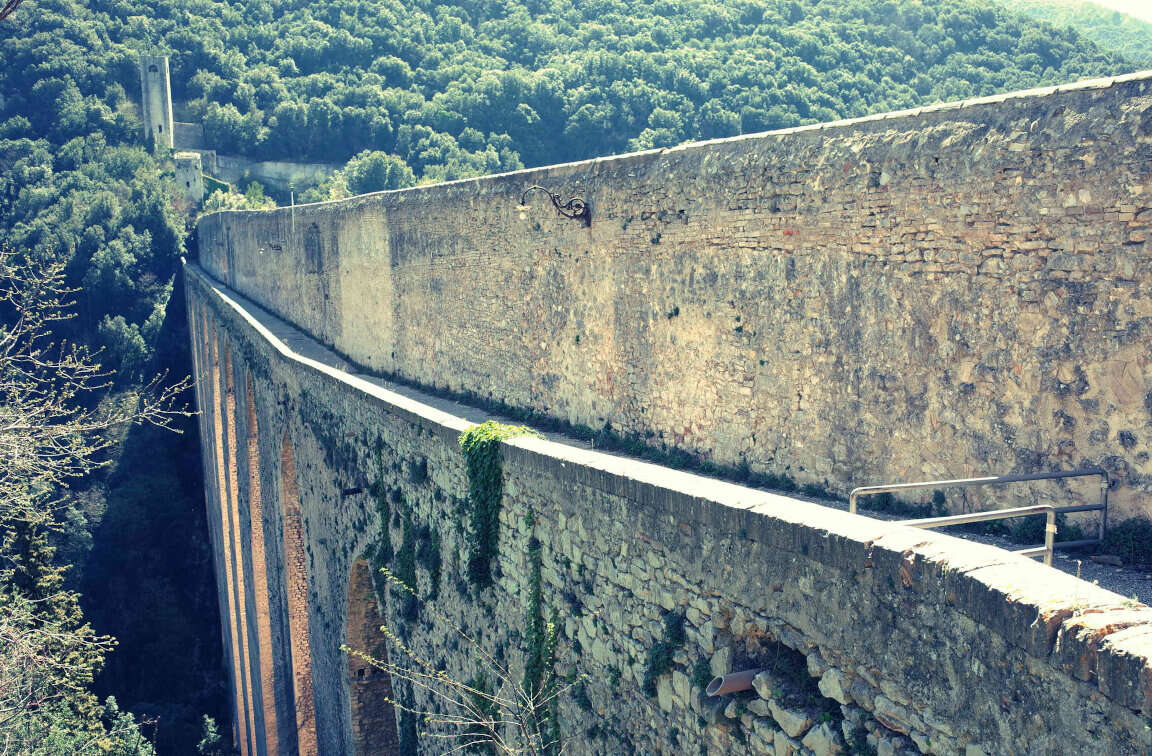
459, 421, 540, 587
396, 520, 419, 622
522, 526, 561, 751
518, 511, 562, 751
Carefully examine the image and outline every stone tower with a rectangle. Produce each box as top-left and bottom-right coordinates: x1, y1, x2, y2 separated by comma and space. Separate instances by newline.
139, 55, 174, 152
174, 152, 204, 205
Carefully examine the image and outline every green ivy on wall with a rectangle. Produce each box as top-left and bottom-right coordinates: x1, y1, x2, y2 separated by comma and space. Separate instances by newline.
458, 421, 540, 587
522, 529, 561, 751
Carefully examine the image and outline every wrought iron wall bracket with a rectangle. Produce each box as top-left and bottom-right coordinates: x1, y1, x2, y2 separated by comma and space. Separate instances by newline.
520, 185, 591, 227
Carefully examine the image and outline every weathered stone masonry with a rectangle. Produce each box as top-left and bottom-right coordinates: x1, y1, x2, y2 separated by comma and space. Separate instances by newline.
200, 71, 1152, 523
186, 261, 1152, 755
189, 73, 1152, 755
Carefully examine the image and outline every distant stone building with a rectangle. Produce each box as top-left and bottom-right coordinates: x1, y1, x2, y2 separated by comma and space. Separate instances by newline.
136, 54, 340, 195
175, 152, 204, 205
139, 55, 174, 152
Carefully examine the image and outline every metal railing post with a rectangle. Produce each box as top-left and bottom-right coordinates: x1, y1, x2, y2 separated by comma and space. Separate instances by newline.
1044, 507, 1055, 567
848, 468, 1110, 565
1099, 474, 1109, 545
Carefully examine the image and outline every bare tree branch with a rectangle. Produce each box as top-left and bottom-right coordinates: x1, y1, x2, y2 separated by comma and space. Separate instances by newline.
343, 567, 585, 756
0, 250, 192, 527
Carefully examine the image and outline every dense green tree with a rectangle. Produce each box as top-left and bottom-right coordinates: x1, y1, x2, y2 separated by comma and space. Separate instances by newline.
1006, 0, 1152, 66
8, 0, 1140, 188
343, 150, 416, 195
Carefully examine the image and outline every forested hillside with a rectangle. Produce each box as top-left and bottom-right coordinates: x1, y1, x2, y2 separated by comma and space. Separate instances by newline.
0, 0, 1144, 752
1008, 0, 1152, 66
3, 0, 1137, 187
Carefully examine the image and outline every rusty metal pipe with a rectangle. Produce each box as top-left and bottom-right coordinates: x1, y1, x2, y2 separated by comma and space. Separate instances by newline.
706, 669, 760, 697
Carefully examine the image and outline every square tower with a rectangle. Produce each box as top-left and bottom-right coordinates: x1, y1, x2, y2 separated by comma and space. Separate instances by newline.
175, 152, 204, 206
139, 55, 174, 152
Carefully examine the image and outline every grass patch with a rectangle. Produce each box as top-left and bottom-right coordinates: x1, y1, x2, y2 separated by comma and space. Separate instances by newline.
1102, 517, 1152, 566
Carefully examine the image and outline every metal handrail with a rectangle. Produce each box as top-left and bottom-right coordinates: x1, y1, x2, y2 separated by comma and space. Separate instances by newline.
895, 504, 1056, 566
850, 468, 1109, 565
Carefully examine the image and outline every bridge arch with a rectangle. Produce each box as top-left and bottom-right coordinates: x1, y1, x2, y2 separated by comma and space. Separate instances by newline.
243, 375, 279, 755
344, 557, 401, 754
280, 432, 317, 755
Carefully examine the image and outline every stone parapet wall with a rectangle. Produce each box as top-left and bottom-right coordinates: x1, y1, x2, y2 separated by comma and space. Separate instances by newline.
211, 155, 340, 193
173, 121, 206, 150
197, 71, 1152, 521
185, 261, 1152, 755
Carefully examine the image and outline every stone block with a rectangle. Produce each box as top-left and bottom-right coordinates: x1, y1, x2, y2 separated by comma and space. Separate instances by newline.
189, 77, 1152, 752
767, 700, 813, 739
774, 729, 802, 756
747, 698, 771, 717
656, 674, 675, 712
818, 668, 852, 705
802, 722, 845, 756
752, 669, 777, 700
711, 645, 733, 677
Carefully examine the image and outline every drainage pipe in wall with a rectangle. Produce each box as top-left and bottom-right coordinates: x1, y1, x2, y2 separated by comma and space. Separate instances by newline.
706, 669, 761, 697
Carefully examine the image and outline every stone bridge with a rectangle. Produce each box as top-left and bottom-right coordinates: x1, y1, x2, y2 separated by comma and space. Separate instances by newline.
187, 72, 1152, 755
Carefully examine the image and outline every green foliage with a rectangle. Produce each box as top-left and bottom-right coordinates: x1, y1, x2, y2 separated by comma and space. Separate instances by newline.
1102, 517, 1152, 566
196, 715, 225, 756
202, 174, 230, 197
522, 539, 551, 689
81, 415, 230, 752
97, 314, 149, 382
864, 492, 943, 518
2, 0, 1135, 193
1008, 0, 1152, 66
0, 250, 216, 753
931, 489, 948, 515
0, 134, 182, 351
458, 421, 540, 587
521, 533, 561, 752
848, 723, 878, 756
1007, 511, 1084, 545
343, 150, 416, 195
572, 681, 592, 712
370, 485, 393, 562
642, 610, 686, 697
242, 180, 270, 207
463, 674, 498, 756
199, 185, 275, 214
415, 524, 442, 600
394, 518, 419, 622
1, 522, 156, 753
691, 656, 713, 691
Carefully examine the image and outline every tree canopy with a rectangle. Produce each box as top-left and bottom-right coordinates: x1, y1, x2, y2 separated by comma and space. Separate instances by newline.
1, 0, 1140, 189
1006, 0, 1152, 66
